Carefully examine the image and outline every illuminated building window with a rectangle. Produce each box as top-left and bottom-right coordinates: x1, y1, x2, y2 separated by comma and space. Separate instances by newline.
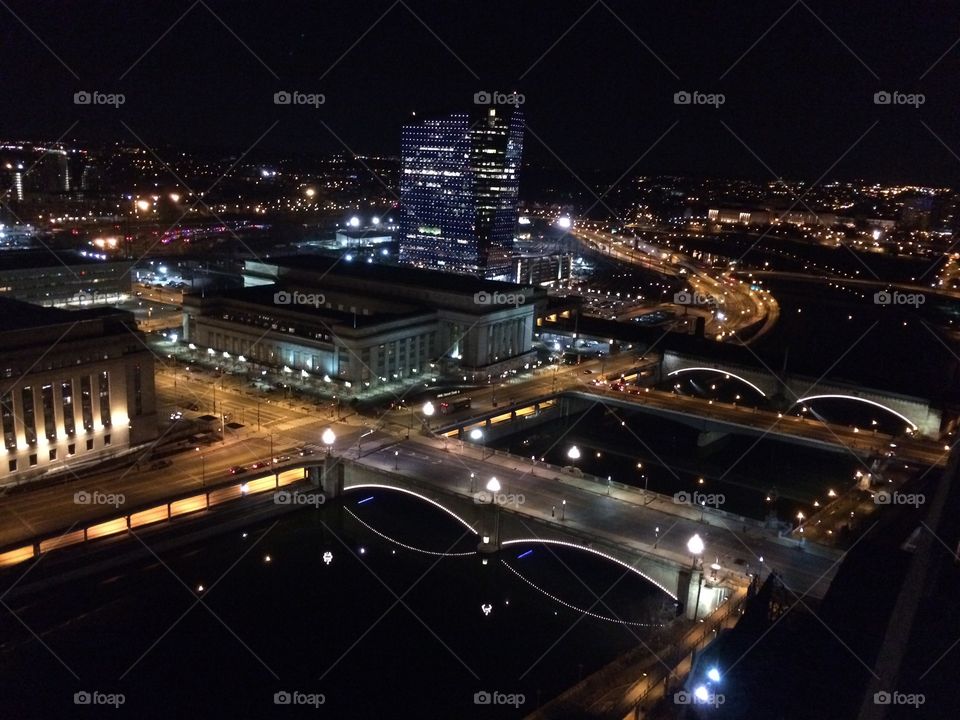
21, 386, 36, 445
1, 392, 15, 450
98, 371, 111, 426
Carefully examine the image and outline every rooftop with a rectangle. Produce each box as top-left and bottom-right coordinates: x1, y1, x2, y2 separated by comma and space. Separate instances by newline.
263, 253, 532, 296
0, 249, 127, 271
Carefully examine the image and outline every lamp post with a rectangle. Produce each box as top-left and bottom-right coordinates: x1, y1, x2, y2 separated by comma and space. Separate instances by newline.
469, 471, 476, 494
486, 477, 501, 548
322, 427, 336, 456
469, 427, 485, 458
394, 449, 399, 470
567, 445, 581, 461
561, 499, 567, 521
687, 533, 705, 621
422, 401, 435, 432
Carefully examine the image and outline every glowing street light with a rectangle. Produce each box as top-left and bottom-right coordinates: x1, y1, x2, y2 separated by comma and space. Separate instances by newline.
349, 215, 360, 228
557, 216, 572, 229
322, 428, 336, 455
486, 477, 501, 494
687, 533, 705, 558
688, 533, 705, 621
422, 401, 435, 417
567, 445, 581, 460
469, 428, 483, 441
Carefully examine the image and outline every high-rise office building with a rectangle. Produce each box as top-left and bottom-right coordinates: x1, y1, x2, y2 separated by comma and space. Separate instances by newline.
398, 107, 523, 280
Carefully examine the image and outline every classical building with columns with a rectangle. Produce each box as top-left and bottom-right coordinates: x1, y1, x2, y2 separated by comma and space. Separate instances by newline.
181, 256, 544, 391
0, 299, 157, 487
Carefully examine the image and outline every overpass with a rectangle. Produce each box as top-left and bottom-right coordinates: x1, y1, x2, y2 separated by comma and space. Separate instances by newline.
433, 385, 947, 466
661, 350, 943, 437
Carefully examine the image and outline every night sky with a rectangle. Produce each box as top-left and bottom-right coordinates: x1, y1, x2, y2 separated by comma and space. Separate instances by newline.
2, 0, 959, 183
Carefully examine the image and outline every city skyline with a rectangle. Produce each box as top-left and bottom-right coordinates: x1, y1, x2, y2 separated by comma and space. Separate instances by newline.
0, 1, 958, 185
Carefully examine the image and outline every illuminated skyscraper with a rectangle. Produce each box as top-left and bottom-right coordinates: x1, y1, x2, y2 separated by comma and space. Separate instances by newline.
399, 107, 523, 279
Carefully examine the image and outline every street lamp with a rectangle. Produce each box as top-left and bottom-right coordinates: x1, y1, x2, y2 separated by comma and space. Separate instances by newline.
469, 427, 486, 458
567, 445, 581, 460
561, 499, 567, 520
422, 401, 435, 432
394, 449, 399, 470
322, 427, 336, 455
687, 533, 705, 621
486, 477, 502, 549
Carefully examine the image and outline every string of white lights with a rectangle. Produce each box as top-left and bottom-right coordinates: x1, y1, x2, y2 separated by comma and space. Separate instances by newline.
501, 561, 665, 628
345, 508, 477, 557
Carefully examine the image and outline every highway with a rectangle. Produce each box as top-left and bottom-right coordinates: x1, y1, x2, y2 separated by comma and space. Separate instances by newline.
573, 227, 780, 343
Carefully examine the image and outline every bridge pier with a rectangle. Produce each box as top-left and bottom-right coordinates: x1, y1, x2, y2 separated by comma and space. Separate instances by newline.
309, 456, 343, 498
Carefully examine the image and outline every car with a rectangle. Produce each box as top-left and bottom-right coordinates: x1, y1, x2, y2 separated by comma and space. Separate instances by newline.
298, 447, 314, 456
582, 369, 593, 374
272, 455, 292, 464
229, 465, 247, 475
150, 459, 173, 470
249, 461, 268, 470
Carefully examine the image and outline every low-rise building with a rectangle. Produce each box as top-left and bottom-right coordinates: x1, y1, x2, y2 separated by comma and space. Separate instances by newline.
182, 256, 545, 390
0, 299, 158, 487
0, 249, 133, 306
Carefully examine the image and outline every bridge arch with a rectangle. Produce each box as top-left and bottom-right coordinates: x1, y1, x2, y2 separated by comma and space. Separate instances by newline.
790, 394, 918, 431
667, 367, 767, 397
343, 483, 478, 535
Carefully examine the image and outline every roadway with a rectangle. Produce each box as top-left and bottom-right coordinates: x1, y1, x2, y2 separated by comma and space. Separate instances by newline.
573, 227, 780, 343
